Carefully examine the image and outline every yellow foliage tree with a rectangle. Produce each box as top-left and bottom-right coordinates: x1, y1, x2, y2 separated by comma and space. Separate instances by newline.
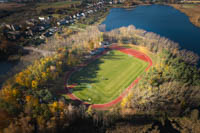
32, 80, 38, 89
121, 97, 128, 109
121, 92, 134, 109
12, 88, 19, 97
26, 95, 32, 103
33, 98, 39, 107
15, 72, 25, 86
88, 40, 95, 50
49, 101, 59, 113
86, 105, 94, 116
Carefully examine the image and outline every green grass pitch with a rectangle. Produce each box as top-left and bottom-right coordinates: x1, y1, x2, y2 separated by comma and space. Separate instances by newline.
68, 50, 148, 104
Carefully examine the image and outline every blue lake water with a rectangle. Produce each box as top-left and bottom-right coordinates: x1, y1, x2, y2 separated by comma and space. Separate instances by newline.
0, 61, 14, 75
0, 61, 15, 87
102, 5, 200, 55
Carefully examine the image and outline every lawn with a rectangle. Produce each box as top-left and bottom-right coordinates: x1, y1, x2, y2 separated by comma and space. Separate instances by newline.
68, 50, 148, 104
37, 1, 81, 10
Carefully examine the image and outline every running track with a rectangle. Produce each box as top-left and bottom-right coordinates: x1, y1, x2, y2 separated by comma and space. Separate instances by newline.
64, 45, 153, 109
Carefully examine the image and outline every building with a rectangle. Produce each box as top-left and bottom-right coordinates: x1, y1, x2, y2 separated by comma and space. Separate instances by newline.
38, 17, 45, 21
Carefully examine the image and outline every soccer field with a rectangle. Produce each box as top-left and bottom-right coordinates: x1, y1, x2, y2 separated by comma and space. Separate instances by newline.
68, 50, 148, 104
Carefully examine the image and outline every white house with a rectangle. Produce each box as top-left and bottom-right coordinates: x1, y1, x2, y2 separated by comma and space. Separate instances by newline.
38, 17, 45, 21
81, 13, 85, 17
66, 20, 69, 24
57, 22, 61, 26
87, 10, 93, 14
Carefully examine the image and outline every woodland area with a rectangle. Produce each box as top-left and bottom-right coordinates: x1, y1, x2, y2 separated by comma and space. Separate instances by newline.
0, 25, 200, 132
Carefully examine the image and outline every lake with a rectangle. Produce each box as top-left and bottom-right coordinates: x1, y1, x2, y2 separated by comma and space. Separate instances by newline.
102, 5, 200, 55
0, 61, 16, 87
0, 61, 15, 75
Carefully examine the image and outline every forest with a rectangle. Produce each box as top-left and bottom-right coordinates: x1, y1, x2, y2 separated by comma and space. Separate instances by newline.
0, 25, 200, 132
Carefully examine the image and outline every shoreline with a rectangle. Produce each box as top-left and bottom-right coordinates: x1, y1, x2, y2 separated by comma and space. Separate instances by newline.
110, 3, 152, 9
168, 4, 200, 28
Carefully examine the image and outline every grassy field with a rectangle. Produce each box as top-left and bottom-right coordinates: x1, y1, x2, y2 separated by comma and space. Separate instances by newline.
68, 50, 148, 104
0, 3, 26, 10
36, 1, 81, 10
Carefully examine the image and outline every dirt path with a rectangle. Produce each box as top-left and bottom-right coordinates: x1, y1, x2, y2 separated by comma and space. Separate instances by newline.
24, 47, 56, 57
64, 45, 153, 109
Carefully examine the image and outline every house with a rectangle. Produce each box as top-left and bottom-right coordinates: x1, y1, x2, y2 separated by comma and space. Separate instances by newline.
3, 24, 20, 32
57, 22, 61, 26
69, 19, 74, 23
87, 4, 93, 8
25, 20, 35, 26
4, 24, 12, 30
43, 31, 53, 37
40, 35, 45, 39
30, 19, 37, 23
25, 29, 33, 37
49, 27, 57, 33
38, 17, 45, 21
87, 10, 93, 14
99, 41, 110, 48
81, 13, 85, 17
5, 31, 21, 41
97, 2, 103, 5
65, 20, 69, 24
31, 24, 49, 33
39, 26, 45, 31
11, 25, 17, 31
47, 16, 53, 20
7, 24, 20, 31
26, 26, 31, 30
84, 12, 88, 17
57, 19, 69, 26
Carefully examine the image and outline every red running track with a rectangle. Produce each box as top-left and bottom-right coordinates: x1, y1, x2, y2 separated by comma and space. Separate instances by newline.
64, 45, 153, 109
